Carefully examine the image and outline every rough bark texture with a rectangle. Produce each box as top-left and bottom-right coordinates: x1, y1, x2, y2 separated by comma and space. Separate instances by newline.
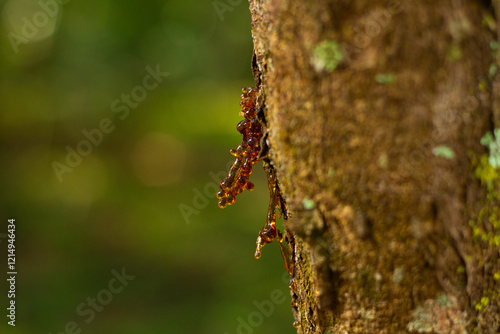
249, 0, 500, 333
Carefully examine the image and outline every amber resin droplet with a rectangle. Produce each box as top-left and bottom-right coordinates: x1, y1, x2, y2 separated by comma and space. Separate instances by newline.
253, 168, 283, 260
216, 86, 289, 268
216, 87, 262, 209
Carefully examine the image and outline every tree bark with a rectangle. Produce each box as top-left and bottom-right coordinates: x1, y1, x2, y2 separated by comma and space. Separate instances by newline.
249, 0, 500, 333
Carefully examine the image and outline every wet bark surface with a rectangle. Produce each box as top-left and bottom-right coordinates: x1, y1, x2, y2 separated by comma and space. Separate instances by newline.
249, 0, 500, 332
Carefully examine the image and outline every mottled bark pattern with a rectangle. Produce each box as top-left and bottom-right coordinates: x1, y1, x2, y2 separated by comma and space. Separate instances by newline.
249, 0, 500, 333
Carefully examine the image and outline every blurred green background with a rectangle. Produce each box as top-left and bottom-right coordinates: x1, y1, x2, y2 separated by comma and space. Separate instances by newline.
0, 0, 294, 333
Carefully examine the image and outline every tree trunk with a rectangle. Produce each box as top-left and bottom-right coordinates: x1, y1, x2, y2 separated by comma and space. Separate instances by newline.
249, 0, 500, 332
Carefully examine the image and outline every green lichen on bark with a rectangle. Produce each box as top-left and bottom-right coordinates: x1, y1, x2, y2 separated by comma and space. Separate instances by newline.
468, 146, 500, 330
311, 40, 343, 73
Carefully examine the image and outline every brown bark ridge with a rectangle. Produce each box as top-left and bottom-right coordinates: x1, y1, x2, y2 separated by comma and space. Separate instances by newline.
249, 0, 500, 333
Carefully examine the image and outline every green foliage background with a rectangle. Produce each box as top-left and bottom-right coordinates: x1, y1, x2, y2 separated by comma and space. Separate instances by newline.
0, 0, 294, 333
